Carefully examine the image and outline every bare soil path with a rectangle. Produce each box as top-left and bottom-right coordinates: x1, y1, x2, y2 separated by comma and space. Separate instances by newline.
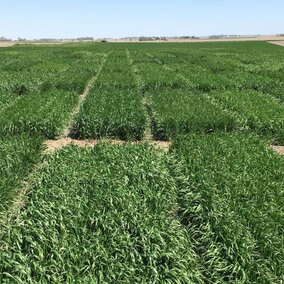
271, 145, 284, 155
268, 41, 284, 47
62, 51, 112, 138
0, 52, 112, 235
0, 42, 15, 47
45, 138, 171, 153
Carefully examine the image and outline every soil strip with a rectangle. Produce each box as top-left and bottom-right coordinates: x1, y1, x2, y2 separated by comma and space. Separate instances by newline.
44, 138, 171, 153
0, 42, 15, 48
61, 51, 112, 138
0, 51, 113, 235
268, 41, 284, 47
271, 145, 284, 155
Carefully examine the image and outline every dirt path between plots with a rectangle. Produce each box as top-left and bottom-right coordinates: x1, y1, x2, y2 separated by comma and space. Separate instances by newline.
1, 48, 173, 245
0, 53, 111, 237
45, 138, 171, 153
61, 52, 111, 138
271, 145, 284, 155
268, 41, 284, 47
47, 49, 171, 153
62, 76, 96, 138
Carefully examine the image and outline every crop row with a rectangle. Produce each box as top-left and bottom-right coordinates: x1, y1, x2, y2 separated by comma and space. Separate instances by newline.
0, 45, 108, 109
1, 41, 284, 284
1, 133, 284, 282
0, 90, 79, 139
73, 50, 147, 140
135, 45, 284, 142
2, 42, 283, 141
146, 45, 284, 99
142, 80, 284, 144
72, 88, 146, 140
171, 133, 284, 283
149, 88, 235, 140
208, 90, 284, 144
94, 49, 137, 89
0, 144, 201, 283
129, 50, 189, 91
0, 135, 42, 216
0, 44, 108, 138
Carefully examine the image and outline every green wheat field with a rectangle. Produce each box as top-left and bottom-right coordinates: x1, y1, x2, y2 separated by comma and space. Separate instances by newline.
0, 41, 284, 283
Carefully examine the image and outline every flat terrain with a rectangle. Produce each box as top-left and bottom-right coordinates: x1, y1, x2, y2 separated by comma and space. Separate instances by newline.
112, 35, 284, 43
168, 35, 284, 42
0, 41, 284, 283
269, 40, 284, 47
0, 42, 15, 47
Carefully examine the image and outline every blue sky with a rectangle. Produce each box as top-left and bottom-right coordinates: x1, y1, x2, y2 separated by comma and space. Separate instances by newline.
1, 0, 283, 39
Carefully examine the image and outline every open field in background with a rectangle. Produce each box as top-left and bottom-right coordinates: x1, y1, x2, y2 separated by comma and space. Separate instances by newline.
0, 41, 284, 282
0, 42, 15, 48
1, 35, 284, 47
165, 35, 284, 43
269, 41, 284, 47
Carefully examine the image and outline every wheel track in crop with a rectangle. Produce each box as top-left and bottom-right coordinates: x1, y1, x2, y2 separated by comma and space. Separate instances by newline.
126, 49, 154, 141
44, 49, 171, 153
144, 51, 193, 86
45, 51, 172, 153
144, 51, 248, 130
62, 50, 113, 138
0, 158, 47, 245
0, 51, 114, 241
143, 51, 284, 154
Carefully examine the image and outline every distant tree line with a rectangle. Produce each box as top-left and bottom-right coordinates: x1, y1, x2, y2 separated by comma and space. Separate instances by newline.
178, 36, 199, 39
139, 37, 168, 42
138, 36, 201, 41
209, 35, 241, 39
0, 37, 12, 41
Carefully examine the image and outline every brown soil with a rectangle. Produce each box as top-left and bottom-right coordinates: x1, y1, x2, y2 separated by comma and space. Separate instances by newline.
271, 145, 284, 155
112, 36, 284, 43
0, 42, 15, 47
45, 138, 171, 153
45, 138, 98, 152
166, 36, 284, 43
152, 141, 172, 151
45, 138, 132, 153
269, 41, 284, 47
24, 42, 67, 45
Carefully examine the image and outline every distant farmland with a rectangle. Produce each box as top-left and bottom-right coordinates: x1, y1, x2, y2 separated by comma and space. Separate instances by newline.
0, 41, 284, 283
